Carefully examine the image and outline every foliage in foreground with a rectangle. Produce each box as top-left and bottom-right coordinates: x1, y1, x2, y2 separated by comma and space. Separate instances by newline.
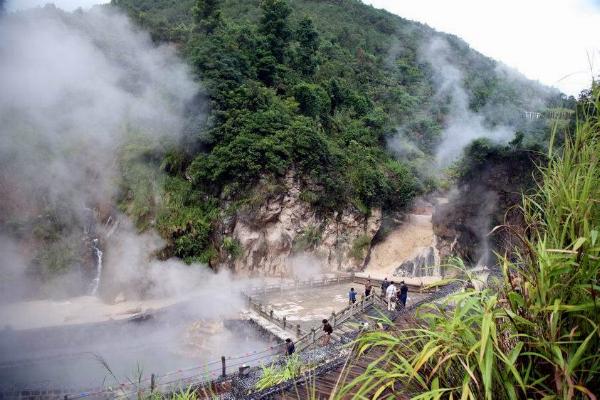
340, 87, 600, 399
255, 354, 302, 391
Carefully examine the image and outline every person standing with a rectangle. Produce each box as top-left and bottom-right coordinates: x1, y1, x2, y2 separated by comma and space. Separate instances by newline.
386, 281, 397, 311
364, 279, 373, 298
321, 319, 333, 346
285, 338, 295, 356
381, 277, 390, 297
399, 281, 408, 308
349, 287, 357, 304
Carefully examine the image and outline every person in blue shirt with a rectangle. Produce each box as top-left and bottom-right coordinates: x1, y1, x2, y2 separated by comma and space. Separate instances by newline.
349, 287, 357, 304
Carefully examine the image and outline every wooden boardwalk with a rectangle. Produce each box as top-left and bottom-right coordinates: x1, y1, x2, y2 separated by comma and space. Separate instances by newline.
273, 306, 416, 400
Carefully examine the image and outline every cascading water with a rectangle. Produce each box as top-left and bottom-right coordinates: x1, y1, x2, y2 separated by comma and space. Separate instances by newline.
89, 239, 103, 295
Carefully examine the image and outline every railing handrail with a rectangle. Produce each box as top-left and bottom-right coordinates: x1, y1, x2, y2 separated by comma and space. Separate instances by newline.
293, 292, 378, 353
243, 275, 354, 295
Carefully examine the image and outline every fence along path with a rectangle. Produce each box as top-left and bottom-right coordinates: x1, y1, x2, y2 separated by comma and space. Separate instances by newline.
242, 274, 432, 338
108, 277, 392, 399
272, 283, 458, 400
1, 275, 435, 400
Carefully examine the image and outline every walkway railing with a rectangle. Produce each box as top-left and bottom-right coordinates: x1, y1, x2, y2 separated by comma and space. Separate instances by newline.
6, 275, 443, 400
293, 291, 378, 353
243, 275, 354, 297
242, 273, 435, 337
242, 274, 354, 336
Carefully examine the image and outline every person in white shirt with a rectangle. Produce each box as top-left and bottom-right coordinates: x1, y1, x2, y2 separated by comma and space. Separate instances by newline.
386, 281, 397, 311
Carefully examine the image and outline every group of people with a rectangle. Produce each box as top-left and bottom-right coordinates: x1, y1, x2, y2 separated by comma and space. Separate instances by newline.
285, 278, 409, 356
348, 279, 375, 305
348, 278, 408, 311
380, 278, 408, 311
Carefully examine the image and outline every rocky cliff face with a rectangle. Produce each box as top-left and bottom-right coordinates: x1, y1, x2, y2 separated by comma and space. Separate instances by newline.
432, 151, 539, 265
218, 174, 382, 276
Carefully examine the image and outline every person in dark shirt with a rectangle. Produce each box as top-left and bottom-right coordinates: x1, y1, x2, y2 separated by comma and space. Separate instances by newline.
365, 279, 373, 297
399, 281, 408, 307
381, 277, 390, 297
349, 287, 357, 304
285, 338, 295, 356
321, 319, 333, 346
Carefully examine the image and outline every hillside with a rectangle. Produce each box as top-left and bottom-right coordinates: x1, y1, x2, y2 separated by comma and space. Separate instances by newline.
108, 0, 571, 271
0, 0, 574, 295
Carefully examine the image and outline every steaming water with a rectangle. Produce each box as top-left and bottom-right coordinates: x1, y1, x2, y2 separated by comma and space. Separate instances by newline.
0, 301, 275, 392
89, 239, 103, 296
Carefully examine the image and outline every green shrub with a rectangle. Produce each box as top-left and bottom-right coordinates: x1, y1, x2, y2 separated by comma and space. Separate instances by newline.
349, 234, 371, 260
222, 236, 242, 259
340, 87, 600, 400
292, 82, 330, 118
292, 225, 322, 252
255, 354, 302, 391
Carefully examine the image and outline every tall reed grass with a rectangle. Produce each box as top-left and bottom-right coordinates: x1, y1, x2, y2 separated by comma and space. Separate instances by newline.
340, 86, 600, 399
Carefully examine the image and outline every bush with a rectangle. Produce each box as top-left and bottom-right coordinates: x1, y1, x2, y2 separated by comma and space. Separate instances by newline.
255, 354, 302, 391
341, 87, 600, 399
222, 236, 242, 259
349, 234, 371, 260
292, 225, 322, 252
292, 82, 330, 118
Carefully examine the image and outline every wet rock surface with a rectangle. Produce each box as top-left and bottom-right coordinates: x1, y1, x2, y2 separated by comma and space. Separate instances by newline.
394, 245, 439, 277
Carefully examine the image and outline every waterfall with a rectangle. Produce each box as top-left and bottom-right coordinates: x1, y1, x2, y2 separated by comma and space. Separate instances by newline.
90, 238, 103, 296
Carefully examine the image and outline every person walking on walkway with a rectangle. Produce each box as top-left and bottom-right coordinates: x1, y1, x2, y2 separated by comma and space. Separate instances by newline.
365, 279, 373, 298
285, 338, 295, 356
399, 281, 408, 308
321, 319, 333, 346
381, 277, 390, 297
349, 287, 357, 304
386, 281, 397, 311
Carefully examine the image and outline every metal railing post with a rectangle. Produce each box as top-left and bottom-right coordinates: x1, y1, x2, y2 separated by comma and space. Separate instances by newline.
221, 356, 226, 377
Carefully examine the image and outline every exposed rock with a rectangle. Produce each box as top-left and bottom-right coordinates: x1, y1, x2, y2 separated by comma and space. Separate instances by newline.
394, 243, 440, 278
222, 173, 382, 276
432, 151, 540, 265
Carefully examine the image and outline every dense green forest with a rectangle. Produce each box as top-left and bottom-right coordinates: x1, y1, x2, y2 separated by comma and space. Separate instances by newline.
111, 0, 571, 265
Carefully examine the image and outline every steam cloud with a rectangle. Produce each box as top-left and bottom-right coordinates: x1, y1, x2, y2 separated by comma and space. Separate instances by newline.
386, 35, 556, 169
420, 37, 514, 166
0, 6, 278, 390
0, 5, 203, 300
0, 5, 197, 202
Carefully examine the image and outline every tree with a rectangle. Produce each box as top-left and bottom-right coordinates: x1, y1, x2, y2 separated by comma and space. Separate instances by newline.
294, 17, 319, 76
292, 83, 330, 119
193, 0, 222, 34
259, 0, 291, 63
